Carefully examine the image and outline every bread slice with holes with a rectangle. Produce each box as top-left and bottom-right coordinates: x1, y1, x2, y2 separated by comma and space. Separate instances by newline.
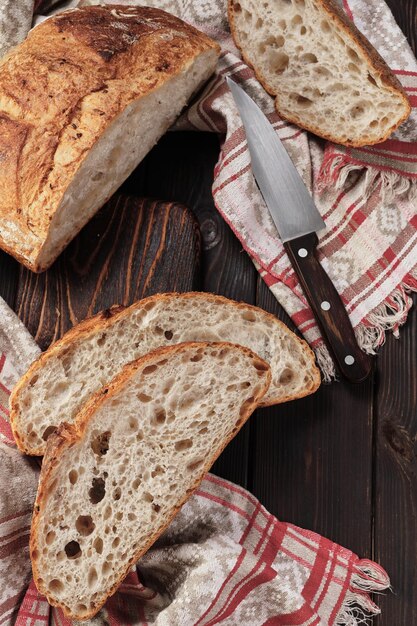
30, 341, 271, 620
0, 5, 220, 271
228, 0, 410, 146
10, 292, 320, 456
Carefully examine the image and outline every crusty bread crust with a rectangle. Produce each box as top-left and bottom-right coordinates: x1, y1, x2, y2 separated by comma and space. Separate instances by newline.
0, 5, 220, 271
30, 341, 271, 620
228, 0, 410, 147
10, 292, 320, 455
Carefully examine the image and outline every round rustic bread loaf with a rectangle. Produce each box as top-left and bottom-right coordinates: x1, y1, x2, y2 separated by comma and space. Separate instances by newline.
0, 5, 220, 271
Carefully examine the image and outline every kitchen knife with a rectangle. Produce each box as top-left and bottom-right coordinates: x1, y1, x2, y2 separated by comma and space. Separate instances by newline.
227, 77, 373, 383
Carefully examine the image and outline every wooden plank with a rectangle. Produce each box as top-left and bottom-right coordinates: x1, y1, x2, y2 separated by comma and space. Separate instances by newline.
0, 252, 18, 311
14, 197, 200, 350
373, 2, 417, 623
143, 132, 258, 487
251, 277, 374, 556
373, 295, 417, 625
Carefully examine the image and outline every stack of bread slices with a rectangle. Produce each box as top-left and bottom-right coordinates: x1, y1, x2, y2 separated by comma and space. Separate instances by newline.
11, 292, 320, 620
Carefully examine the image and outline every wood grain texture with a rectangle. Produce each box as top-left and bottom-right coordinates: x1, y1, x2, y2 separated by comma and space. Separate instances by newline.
373, 3, 417, 624
138, 133, 257, 305
373, 294, 417, 625
251, 277, 374, 556
14, 197, 200, 350
0, 251, 18, 311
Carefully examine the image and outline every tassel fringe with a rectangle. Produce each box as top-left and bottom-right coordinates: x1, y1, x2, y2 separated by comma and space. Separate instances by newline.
312, 153, 417, 379
313, 343, 336, 382
318, 152, 417, 204
336, 559, 391, 625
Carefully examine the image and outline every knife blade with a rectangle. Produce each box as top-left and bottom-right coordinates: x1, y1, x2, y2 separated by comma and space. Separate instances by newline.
227, 77, 373, 383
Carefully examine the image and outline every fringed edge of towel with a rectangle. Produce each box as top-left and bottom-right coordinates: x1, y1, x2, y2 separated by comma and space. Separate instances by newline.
313, 344, 336, 383
318, 151, 417, 204
312, 151, 417, 380
356, 272, 417, 353
314, 271, 417, 382
336, 559, 391, 625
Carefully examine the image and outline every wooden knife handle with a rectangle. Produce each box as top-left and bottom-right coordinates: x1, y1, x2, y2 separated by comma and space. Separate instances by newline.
284, 233, 373, 383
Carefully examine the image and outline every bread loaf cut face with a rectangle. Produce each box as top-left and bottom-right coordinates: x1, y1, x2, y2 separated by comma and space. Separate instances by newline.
10, 292, 320, 456
0, 5, 220, 271
228, 0, 410, 146
30, 341, 270, 620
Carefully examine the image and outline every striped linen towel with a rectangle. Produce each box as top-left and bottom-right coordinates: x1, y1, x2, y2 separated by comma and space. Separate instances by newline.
0, 297, 390, 626
2, 0, 417, 378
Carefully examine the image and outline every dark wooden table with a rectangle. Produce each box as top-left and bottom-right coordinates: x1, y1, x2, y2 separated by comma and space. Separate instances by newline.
1, 2, 416, 624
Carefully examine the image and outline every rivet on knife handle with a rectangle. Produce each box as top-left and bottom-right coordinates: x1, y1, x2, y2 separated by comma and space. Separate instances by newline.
284, 233, 374, 383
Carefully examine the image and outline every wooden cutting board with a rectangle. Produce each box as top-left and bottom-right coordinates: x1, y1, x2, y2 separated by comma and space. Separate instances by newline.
12, 195, 201, 350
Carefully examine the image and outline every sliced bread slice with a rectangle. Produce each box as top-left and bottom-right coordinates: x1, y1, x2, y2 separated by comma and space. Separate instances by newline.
10, 292, 320, 456
228, 0, 410, 146
30, 341, 271, 620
